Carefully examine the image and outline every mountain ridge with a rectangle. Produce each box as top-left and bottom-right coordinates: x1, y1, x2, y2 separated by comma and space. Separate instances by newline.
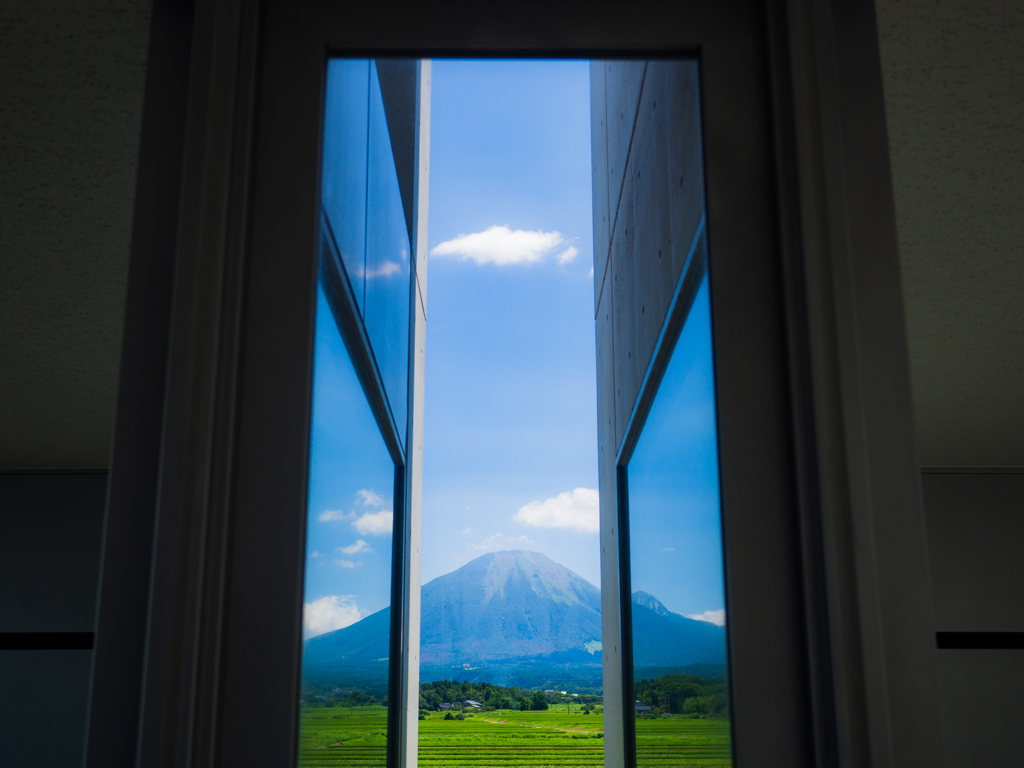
303, 550, 725, 672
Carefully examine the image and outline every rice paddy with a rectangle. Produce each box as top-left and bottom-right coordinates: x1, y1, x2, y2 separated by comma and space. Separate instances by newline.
298, 706, 731, 767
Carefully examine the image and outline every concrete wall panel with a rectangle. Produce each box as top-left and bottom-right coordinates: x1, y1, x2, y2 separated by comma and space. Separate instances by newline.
605, 61, 646, 235
611, 172, 640, 444
631, 66, 675, 371
594, 296, 623, 766
663, 61, 705, 279
591, 63, 612, 311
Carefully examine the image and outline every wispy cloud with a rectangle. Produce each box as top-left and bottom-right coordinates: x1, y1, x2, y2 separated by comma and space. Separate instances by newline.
339, 540, 372, 555
431, 225, 578, 266
318, 509, 355, 522
662, 547, 675, 552
686, 609, 726, 627
556, 246, 579, 264
356, 489, 385, 507
461, 527, 473, 535
334, 559, 358, 569
513, 488, 599, 533
310, 551, 323, 558
353, 510, 393, 536
468, 532, 536, 552
303, 595, 361, 638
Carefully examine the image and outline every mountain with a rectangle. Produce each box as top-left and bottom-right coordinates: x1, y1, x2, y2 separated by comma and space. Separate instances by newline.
629, 593, 726, 668
302, 550, 725, 675
632, 590, 671, 616
420, 550, 602, 664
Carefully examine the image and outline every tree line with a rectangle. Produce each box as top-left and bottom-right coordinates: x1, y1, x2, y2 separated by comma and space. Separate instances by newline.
634, 673, 728, 718
420, 679, 602, 713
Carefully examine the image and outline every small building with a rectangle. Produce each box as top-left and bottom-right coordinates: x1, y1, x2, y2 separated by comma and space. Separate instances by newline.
440, 702, 454, 711
463, 699, 483, 709
635, 703, 653, 713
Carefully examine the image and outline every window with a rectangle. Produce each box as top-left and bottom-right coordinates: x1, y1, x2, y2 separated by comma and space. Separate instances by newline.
299, 59, 415, 767
620, 268, 732, 766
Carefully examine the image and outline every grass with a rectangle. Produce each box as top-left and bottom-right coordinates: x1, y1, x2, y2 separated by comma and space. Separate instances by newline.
298, 706, 731, 767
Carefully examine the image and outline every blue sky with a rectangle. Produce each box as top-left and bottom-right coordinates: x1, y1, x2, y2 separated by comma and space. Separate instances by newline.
421, 60, 601, 587
626, 279, 727, 624
304, 286, 397, 638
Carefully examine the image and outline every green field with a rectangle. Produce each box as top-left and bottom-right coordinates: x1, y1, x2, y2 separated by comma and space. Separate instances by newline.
298, 707, 731, 767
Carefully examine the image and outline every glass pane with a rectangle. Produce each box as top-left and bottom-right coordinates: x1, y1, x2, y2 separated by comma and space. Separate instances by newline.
626, 275, 732, 766
299, 285, 396, 767
322, 59, 370, 313
364, 62, 411, 439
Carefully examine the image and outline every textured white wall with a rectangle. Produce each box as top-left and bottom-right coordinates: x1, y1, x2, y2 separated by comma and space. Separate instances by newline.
0, 0, 151, 468
877, 0, 1024, 466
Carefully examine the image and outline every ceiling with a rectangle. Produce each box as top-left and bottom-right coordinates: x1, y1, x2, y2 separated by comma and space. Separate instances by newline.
0, 0, 1021, 468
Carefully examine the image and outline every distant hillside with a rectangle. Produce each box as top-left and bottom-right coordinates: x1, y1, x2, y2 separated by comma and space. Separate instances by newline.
303, 550, 726, 676
629, 595, 726, 668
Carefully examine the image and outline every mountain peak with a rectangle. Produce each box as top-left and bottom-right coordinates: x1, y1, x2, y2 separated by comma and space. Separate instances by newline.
303, 552, 727, 674
417, 549, 602, 664
632, 590, 671, 617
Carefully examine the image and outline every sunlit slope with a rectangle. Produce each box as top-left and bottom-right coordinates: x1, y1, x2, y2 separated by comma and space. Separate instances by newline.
419, 550, 601, 664
303, 550, 725, 671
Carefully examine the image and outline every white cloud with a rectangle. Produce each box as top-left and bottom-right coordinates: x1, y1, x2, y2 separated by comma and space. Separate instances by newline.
461, 527, 473, 535
339, 540, 372, 555
556, 246, 579, 264
431, 225, 568, 266
356, 489, 385, 507
318, 509, 355, 522
662, 547, 675, 552
303, 595, 361, 638
513, 488, 600, 533
353, 510, 393, 536
365, 261, 400, 279
335, 559, 358, 569
310, 551, 323, 558
468, 532, 536, 552
686, 609, 726, 627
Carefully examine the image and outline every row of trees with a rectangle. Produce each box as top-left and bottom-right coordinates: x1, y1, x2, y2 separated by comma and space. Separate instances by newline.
634, 673, 728, 718
419, 679, 602, 712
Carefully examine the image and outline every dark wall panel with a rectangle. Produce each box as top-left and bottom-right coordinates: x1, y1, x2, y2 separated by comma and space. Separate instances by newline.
0, 472, 106, 633
923, 470, 1024, 766
922, 470, 1024, 631
0, 472, 107, 768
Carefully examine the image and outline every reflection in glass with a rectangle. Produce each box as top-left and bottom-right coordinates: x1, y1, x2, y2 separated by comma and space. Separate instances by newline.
322, 59, 370, 313
626, 277, 732, 766
298, 286, 396, 767
364, 62, 411, 437
319, 59, 411, 444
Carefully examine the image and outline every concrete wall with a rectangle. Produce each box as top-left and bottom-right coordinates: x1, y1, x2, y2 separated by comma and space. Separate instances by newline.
591, 60, 706, 768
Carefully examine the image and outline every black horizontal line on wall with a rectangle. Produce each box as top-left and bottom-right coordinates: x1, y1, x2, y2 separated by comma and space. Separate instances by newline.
936, 632, 1024, 650
0, 632, 95, 651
